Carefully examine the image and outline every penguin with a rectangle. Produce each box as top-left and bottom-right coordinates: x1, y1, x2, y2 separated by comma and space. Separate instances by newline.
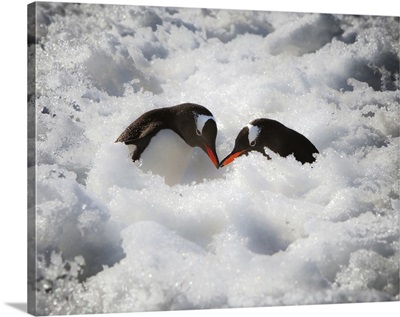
115, 103, 220, 171
220, 118, 319, 167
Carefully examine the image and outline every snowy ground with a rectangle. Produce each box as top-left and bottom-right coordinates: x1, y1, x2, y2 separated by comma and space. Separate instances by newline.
28, 3, 399, 315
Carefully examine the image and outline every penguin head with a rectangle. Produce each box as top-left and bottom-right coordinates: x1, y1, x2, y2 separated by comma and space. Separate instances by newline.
219, 121, 265, 167
190, 113, 220, 168
174, 106, 220, 168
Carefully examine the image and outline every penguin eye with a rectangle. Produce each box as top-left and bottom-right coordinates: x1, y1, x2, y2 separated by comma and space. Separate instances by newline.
250, 140, 256, 146
196, 128, 202, 136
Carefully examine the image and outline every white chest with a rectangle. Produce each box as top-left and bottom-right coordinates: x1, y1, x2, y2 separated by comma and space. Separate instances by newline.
133, 129, 221, 185
136, 130, 193, 185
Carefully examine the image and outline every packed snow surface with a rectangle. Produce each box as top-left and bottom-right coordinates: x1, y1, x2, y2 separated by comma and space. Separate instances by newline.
28, 3, 399, 315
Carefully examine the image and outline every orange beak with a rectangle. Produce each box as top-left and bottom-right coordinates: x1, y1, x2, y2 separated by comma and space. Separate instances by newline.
205, 144, 219, 168
219, 150, 245, 167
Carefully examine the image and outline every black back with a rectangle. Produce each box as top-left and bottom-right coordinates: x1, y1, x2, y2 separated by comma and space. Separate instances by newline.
252, 119, 318, 164
223, 118, 319, 165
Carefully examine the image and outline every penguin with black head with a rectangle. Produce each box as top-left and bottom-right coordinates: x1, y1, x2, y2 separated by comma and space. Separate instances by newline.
220, 118, 319, 167
115, 103, 220, 184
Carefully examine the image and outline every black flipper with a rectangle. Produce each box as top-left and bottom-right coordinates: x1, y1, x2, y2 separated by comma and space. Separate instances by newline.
115, 109, 168, 161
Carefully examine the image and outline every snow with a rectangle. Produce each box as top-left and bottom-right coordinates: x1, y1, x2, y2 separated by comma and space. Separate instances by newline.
28, 2, 399, 315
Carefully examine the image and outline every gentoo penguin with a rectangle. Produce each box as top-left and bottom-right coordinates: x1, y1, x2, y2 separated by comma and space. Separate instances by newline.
220, 118, 319, 167
115, 103, 220, 170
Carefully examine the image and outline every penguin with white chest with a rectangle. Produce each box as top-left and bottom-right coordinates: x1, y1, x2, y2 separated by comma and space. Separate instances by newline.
115, 103, 220, 185
220, 118, 319, 167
